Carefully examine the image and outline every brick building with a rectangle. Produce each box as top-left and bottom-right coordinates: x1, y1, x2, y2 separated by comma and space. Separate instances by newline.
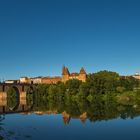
61, 66, 86, 82
19, 66, 87, 84
41, 65, 86, 84
42, 76, 62, 84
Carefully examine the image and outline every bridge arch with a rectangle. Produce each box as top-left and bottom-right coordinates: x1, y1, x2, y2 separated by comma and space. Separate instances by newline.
0, 83, 34, 113
7, 86, 20, 111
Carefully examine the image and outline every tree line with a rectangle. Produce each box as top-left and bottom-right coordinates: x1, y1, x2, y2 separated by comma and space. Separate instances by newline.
28, 70, 140, 105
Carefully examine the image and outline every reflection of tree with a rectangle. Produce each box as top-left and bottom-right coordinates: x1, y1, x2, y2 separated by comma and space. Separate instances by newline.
7, 87, 18, 110
26, 89, 34, 106
3, 85, 140, 125
32, 93, 140, 124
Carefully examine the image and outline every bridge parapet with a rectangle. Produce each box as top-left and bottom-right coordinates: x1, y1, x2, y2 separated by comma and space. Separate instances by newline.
0, 83, 34, 93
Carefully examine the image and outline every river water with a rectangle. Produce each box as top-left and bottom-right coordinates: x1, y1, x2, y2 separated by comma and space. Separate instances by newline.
1, 92, 140, 140
1, 108, 140, 140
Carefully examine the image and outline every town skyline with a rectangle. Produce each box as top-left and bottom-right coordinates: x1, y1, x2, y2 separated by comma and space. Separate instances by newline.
0, 65, 140, 81
1, 65, 140, 83
2, 65, 86, 84
1, 66, 140, 81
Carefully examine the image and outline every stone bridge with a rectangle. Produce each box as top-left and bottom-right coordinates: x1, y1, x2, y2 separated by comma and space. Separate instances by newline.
0, 83, 34, 114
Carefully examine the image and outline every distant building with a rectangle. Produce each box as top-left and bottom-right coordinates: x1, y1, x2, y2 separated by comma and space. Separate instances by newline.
62, 66, 86, 82
42, 76, 62, 84
13, 66, 87, 85
30, 77, 42, 84
42, 66, 87, 84
132, 73, 140, 80
5, 80, 19, 84
20, 77, 31, 84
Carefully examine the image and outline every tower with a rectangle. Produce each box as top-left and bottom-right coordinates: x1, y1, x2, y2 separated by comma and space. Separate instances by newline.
79, 67, 86, 82
62, 65, 70, 82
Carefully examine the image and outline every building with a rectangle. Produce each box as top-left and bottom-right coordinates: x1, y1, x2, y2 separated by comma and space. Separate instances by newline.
42, 76, 62, 84
5, 80, 19, 84
41, 66, 86, 84
17, 66, 86, 85
62, 66, 86, 82
132, 73, 140, 80
30, 77, 42, 84
20, 77, 31, 84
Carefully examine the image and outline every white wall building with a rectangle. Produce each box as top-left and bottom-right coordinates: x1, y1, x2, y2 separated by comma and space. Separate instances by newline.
31, 77, 42, 84
20, 77, 31, 84
5, 80, 19, 84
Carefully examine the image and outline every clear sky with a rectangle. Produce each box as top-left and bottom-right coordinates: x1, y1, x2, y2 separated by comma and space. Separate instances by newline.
0, 0, 140, 80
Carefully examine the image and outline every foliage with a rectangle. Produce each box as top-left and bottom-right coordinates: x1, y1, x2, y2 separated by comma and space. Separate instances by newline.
28, 70, 140, 112
7, 87, 18, 109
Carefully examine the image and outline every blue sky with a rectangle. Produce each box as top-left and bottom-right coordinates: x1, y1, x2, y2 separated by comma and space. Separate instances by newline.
0, 0, 140, 80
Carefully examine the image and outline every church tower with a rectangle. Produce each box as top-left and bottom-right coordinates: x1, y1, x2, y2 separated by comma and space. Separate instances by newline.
79, 67, 86, 82
62, 65, 70, 82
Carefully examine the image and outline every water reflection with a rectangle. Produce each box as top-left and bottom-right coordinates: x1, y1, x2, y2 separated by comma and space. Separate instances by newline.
1, 95, 140, 123
0, 95, 31, 114
1, 94, 140, 139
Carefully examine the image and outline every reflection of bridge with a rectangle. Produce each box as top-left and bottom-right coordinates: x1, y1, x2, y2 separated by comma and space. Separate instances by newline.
0, 83, 33, 114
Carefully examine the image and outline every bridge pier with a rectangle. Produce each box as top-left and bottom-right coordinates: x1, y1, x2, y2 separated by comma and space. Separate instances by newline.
19, 92, 27, 105
0, 92, 7, 106
0, 92, 7, 113
18, 92, 27, 112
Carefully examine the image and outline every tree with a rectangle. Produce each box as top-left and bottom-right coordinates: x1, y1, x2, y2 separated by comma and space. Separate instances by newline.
78, 82, 89, 99
65, 79, 82, 95
87, 71, 120, 94
119, 76, 139, 91
48, 84, 58, 100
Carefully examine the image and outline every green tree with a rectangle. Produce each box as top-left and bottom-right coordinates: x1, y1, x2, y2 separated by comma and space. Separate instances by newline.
48, 84, 58, 100
65, 79, 82, 95
119, 76, 139, 91
87, 71, 120, 94
78, 82, 89, 99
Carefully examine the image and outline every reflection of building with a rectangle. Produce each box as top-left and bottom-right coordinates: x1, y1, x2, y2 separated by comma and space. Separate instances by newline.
80, 112, 87, 124
62, 111, 87, 124
62, 111, 71, 125
34, 110, 58, 115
